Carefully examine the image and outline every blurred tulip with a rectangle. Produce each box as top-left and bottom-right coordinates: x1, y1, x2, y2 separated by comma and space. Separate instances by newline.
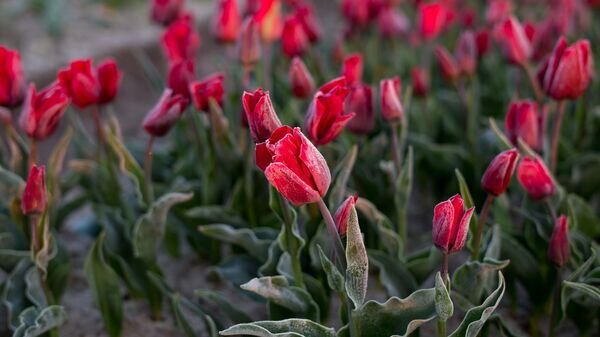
505, 100, 541, 150
485, 0, 512, 25
162, 16, 201, 62
549, 215, 570, 268
190, 73, 225, 112
281, 14, 310, 58
493, 16, 531, 65
19, 83, 70, 141
97, 59, 122, 105
242, 88, 282, 143
142, 89, 188, 137
295, 4, 321, 43
167, 59, 195, 99
523, 21, 536, 43
341, 0, 370, 27
377, 6, 410, 38
150, 0, 184, 26
342, 53, 363, 86
305, 77, 354, 145
379, 76, 403, 122
0, 46, 25, 107
345, 84, 374, 134
481, 149, 519, 196
455, 30, 477, 76
289, 57, 316, 99
21, 165, 46, 215
517, 156, 555, 200
418, 2, 447, 40
475, 29, 491, 57
213, 0, 242, 43
255, 126, 331, 205
432, 194, 475, 254
239, 18, 262, 69
57, 59, 100, 109
435, 46, 459, 82
460, 7, 477, 28
254, 0, 282, 43
334, 195, 358, 236
412, 67, 430, 97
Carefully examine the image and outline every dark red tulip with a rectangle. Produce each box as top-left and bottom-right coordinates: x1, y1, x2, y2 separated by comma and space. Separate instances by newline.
167, 59, 195, 99
548, 215, 570, 268
97, 59, 122, 105
239, 17, 262, 69
481, 149, 520, 196
19, 83, 70, 140
485, 0, 512, 25
334, 195, 358, 236
341, 0, 370, 27
57, 59, 100, 109
342, 53, 363, 86
345, 84, 374, 135
460, 7, 477, 28
475, 29, 491, 57
289, 57, 316, 99
255, 126, 331, 205
517, 156, 556, 200
142, 89, 188, 137
432, 194, 475, 254
435, 46, 460, 82
412, 67, 430, 97
281, 14, 309, 58
493, 16, 532, 65
455, 30, 477, 76
0, 46, 25, 107
538, 37, 593, 100
189, 73, 225, 112
418, 2, 447, 40
505, 100, 541, 150
305, 77, 354, 145
242, 88, 282, 143
523, 21, 536, 43
295, 4, 321, 43
162, 16, 201, 62
377, 6, 410, 38
213, 0, 242, 43
150, 0, 184, 26
379, 76, 403, 122
21, 165, 47, 215
254, 0, 282, 43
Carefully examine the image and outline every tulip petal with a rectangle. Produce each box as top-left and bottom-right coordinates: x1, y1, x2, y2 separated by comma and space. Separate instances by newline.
449, 206, 474, 253
264, 162, 321, 206
433, 200, 454, 251
297, 128, 331, 197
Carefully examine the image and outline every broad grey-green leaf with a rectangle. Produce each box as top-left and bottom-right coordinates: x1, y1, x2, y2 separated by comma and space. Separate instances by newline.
489, 315, 529, 337
84, 232, 123, 337
186, 206, 246, 227
0, 249, 30, 271
220, 319, 336, 337
452, 258, 509, 308
329, 145, 358, 209
368, 249, 417, 298
355, 198, 401, 258
133, 192, 193, 261
3, 260, 30, 328
449, 272, 506, 337
195, 289, 252, 323
484, 225, 503, 260
406, 247, 442, 284
259, 239, 283, 277
566, 194, 600, 238
317, 245, 345, 293
0, 164, 25, 197
561, 281, 600, 317
198, 224, 273, 260
25, 267, 47, 308
345, 206, 368, 309
435, 272, 453, 322
13, 305, 66, 337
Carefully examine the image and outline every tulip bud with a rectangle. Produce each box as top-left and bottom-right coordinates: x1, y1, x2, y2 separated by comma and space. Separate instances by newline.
190, 73, 225, 113
295, 4, 321, 43
494, 16, 532, 65
161, 16, 201, 63
167, 59, 195, 100
150, 0, 185, 26
142, 89, 189, 137
377, 7, 410, 39
341, 0, 370, 27
19, 83, 70, 140
289, 57, 316, 99
254, 0, 282, 43
281, 14, 310, 58
418, 2, 448, 40
334, 195, 358, 236
97, 58, 122, 105
475, 29, 491, 57
239, 18, 262, 69
538, 37, 593, 100
21, 165, 47, 215
435, 46, 460, 82
379, 77, 403, 122
505, 100, 541, 150
242, 88, 282, 143
342, 53, 363, 86
485, 0, 512, 25
517, 156, 556, 200
57, 59, 100, 109
213, 0, 242, 43
411, 67, 429, 97
548, 215, 570, 268
255, 126, 331, 205
346, 84, 374, 135
0, 46, 25, 107
455, 30, 477, 76
432, 194, 475, 254
481, 149, 520, 196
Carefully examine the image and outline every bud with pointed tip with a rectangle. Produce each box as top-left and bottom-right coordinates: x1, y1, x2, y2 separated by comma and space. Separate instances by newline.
517, 156, 556, 200
455, 30, 477, 76
342, 53, 363, 86
481, 149, 520, 196
418, 2, 447, 40
548, 215, 570, 268
254, 0, 282, 43
21, 165, 47, 215
334, 195, 358, 236
493, 16, 531, 65
142, 89, 189, 137
97, 58, 122, 105
432, 194, 475, 254
289, 57, 315, 99
239, 18, 262, 69
435, 46, 460, 82
412, 67, 429, 97
161, 16, 201, 63
379, 77, 403, 122
167, 59, 195, 100
505, 100, 541, 151
150, 0, 185, 26
281, 13, 310, 58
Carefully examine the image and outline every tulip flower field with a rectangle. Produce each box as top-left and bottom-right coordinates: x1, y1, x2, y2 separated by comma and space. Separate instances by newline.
1, 0, 600, 336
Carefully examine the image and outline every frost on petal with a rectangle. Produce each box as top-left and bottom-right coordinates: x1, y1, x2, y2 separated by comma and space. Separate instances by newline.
433, 200, 454, 252
296, 128, 331, 196
449, 206, 474, 253
264, 162, 321, 206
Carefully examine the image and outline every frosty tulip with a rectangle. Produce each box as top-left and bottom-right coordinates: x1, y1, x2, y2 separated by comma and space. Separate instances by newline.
334, 195, 358, 236
142, 89, 189, 137
379, 77, 403, 122
289, 57, 315, 99
97, 59, 122, 105
517, 156, 556, 200
481, 149, 520, 196
190, 73, 225, 112
161, 16, 201, 62
213, 0, 242, 43
432, 194, 475, 254
493, 16, 532, 65
242, 88, 282, 143
19, 83, 70, 141
504, 100, 541, 151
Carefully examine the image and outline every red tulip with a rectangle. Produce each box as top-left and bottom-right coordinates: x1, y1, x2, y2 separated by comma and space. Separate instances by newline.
150, 0, 184, 26
342, 53, 363, 86
345, 84, 374, 135
189, 73, 225, 112
485, 0, 512, 25
239, 18, 262, 69
377, 7, 410, 38
295, 4, 321, 43
57, 59, 100, 109
418, 2, 448, 40
21, 165, 47, 215
213, 0, 242, 43
517, 156, 556, 200
538, 37, 593, 100
505, 100, 541, 150
242, 88, 282, 143
19, 83, 70, 140
305, 77, 354, 145
254, 0, 282, 43
255, 126, 331, 205
334, 195, 358, 236
493, 16, 532, 65
475, 29, 491, 57
548, 215, 570, 268
162, 16, 201, 63
432, 194, 475, 254
412, 67, 430, 97
281, 14, 310, 58
481, 148, 520, 196
142, 89, 188, 137
379, 76, 403, 122
455, 30, 477, 76
341, 0, 370, 27
0, 46, 25, 107
460, 7, 477, 28
167, 59, 195, 99
435, 46, 460, 82
97, 59, 122, 105
289, 57, 315, 99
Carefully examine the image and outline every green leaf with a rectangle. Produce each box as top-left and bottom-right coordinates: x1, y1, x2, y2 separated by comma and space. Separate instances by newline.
195, 289, 253, 323
455, 169, 479, 248
345, 206, 368, 309
133, 192, 193, 261
220, 319, 336, 337
3, 260, 31, 329
355, 198, 402, 258
329, 145, 358, 209
452, 258, 509, 309
13, 305, 66, 337
368, 249, 417, 298
489, 315, 530, 337
435, 272, 453, 322
488, 118, 513, 150
46, 127, 72, 202
317, 245, 345, 293
406, 247, 442, 284
561, 281, 600, 317
186, 206, 247, 227
198, 224, 274, 261
566, 194, 600, 238
25, 267, 47, 308
0, 164, 25, 199
84, 232, 123, 337
394, 146, 413, 243
449, 272, 506, 337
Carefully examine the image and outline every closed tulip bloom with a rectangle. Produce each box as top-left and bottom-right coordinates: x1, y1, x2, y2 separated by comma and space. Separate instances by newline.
213, 0, 242, 43
379, 76, 403, 122
341, 0, 370, 27
21, 165, 47, 215
481, 149, 520, 196
142, 89, 188, 137
239, 18, 262, 68
485, 0, 512, 25
189, 73, 225, 112
305, 77, 354, 145
281, 14, 309, 58
289, 57, 316, 99
242, 88, 282, 143
162, 17, 201, 62
19, 83, 70, 140
150, 0, 184, 26
435, 46, 460, 82
418, 2, 447, 40
0, 46, 25, 107
517, 156, 556, 200
167, 59, 195, 99
342, 53, 364, 86
475, 29, 491, 57
505, 100, 541, 150
412, 67, 430, 97
334, 195, 358, 236
295, 4, 321, 43
432, 194, 475, 254
346, 84, 374, 135
255, 126, 331, 205
97, 59, 122, 105
548, 215, 570, 268
538, 37, 593, 100
377, 7, 410, 38
455, 30, 477, 76
57, 59, 100, 109
254, 0, 282, 43
494, 16, 532, 65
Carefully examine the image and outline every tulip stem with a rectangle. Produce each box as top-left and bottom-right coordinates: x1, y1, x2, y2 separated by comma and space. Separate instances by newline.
144, 135, 155, 204
29, 139, 38, 168
438, 252, 449, 337
523, 62, 545, 102
277, 193, 304, 288
390, 121, 402, 175
92, 105, 106, 151
316, 198, 346, 271
471, 194, 494, 260
550, 100, 566, 173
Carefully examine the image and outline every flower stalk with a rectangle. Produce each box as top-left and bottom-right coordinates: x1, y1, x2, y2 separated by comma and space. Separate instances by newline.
471, 194, 494, 260
550, 100, 566, 173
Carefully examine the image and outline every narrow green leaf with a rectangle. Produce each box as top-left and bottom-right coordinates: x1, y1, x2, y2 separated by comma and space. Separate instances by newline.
0, 164, 25, 197
561, 281, 600, 318
345, 206, 368, 309
25, 267, 47, 308
355, 198, 402, 258
368, 249, 417, 298
394, 146, 413, 243
329, 145, 358, 209
488, 118, 513, 150
455, 169, 479, 245
47, 127, 72, 201
198, 224, 274, 260
186, 206, 247, 227
434, 272, 453, 322
317, 245, 345, 293
220, 319, 336, 337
